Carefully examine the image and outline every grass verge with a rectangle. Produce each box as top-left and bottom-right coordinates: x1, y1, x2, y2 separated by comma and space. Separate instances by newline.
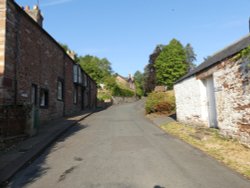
160, 122, 250, 179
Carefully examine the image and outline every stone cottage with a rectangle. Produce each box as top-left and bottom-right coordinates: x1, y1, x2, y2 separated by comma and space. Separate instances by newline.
0, 0, 97, 136
116, 74, 135, 90
174, 34, 250, 146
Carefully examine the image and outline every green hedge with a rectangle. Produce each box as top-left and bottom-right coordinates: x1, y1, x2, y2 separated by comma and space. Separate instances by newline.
112, 85, 134, 97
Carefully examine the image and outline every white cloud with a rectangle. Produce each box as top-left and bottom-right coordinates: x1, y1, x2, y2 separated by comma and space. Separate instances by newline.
41, 0, 73, 7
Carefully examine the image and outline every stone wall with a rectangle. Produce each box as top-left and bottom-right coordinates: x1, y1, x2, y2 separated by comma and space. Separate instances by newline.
213, 58, 250, 144
0, 105, 30, 137
174, 56, 250, 146
112, 96, 138, 105
89, 77, 97, 108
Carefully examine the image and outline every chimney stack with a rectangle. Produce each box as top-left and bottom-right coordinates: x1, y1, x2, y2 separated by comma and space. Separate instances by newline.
24, 5, 43, 27
67, 50, 76, 60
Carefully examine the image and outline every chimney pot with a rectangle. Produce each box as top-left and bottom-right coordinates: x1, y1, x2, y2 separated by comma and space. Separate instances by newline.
24, 5, 43, 27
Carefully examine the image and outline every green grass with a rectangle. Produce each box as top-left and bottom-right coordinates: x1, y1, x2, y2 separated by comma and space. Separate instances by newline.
160, 122, 250, 179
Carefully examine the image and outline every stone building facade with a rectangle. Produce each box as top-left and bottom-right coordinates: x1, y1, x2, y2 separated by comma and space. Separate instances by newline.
0, 0, 97, 136
174, 35, 250, 146
115, 74, 135, 91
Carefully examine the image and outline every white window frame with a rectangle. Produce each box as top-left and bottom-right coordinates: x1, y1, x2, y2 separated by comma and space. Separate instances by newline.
78, 66, 82, 84
73, 64, 78, 83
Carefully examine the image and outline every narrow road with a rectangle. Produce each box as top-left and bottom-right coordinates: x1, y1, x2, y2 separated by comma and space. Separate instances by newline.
8, 101, 250, 188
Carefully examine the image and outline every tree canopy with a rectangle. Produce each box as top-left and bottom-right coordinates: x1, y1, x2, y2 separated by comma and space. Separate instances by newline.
134, 71, 144, 96
185, 43, 197, 72
143, 45, 164, 93
78, 55, 113, 84
154, 39, 188, 89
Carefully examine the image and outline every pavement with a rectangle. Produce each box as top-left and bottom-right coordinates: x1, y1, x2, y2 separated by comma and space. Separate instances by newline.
6, 100, 250, 188
0, 110, 95, 186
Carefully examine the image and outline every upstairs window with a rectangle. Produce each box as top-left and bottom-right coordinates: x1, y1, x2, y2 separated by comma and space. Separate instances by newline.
73, 64, 78, 83
84, 74, 88, 86
78, 66, 82, 84
40, 88, 49, 108
57, 79, 64, 101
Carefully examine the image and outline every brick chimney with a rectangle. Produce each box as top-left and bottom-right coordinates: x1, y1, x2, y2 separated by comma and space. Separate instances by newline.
67, 50, 76, 60
24, 5, 43, 27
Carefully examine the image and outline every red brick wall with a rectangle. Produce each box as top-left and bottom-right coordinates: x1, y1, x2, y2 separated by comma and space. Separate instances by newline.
1, 1, 96, 124
89, 77, 97, 108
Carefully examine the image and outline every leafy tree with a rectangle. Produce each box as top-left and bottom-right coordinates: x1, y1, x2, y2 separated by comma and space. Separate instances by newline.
185, 43, 197, 72
144, 45, 164, 93
60, 43, 70, 52
134, 71, 144, 96
78, 55, 113, 84
104, 76, 117, 90
154, 39, 188, 89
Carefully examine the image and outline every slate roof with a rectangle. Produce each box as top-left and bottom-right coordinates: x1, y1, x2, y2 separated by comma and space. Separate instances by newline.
175, 34, 250, 84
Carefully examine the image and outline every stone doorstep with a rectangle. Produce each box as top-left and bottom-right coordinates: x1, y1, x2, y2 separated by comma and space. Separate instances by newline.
0, 111, 94, 186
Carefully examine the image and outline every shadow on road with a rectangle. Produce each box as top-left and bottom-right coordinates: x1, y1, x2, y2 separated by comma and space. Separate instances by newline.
7, 123, 88, 188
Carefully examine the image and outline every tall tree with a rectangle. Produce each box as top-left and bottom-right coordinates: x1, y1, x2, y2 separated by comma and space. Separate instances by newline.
144, 45, 164, 93
78, 55, 112, 84
185, 43, 197, 72
154, 39, 188, 89
134, 71, 144, 96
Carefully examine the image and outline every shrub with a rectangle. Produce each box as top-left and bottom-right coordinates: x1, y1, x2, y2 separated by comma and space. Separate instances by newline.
98, 92, 112, 101
112, 85, 134, 97
145, 91, 175, 114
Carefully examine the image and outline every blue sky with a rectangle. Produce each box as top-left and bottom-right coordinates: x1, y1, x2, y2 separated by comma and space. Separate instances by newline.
16, 0, 250, 77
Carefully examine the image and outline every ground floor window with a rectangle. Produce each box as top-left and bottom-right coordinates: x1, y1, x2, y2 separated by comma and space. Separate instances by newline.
40, 88, 49, 108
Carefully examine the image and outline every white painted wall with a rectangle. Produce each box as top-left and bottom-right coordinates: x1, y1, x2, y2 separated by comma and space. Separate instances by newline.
174, 76, 209, 126
174, 58, 250, 146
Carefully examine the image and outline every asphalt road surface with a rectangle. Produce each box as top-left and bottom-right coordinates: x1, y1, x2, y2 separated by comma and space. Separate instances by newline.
7, 101, 250, 188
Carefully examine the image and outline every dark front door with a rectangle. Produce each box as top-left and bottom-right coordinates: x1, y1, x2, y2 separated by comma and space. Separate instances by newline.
81, 87, 85, 110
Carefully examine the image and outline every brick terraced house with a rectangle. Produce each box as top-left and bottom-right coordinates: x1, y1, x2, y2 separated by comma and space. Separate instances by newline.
174, 34, 250, 146
0, 0, 97, 136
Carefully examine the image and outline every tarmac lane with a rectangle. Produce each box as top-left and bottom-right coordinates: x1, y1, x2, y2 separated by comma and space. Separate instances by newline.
7, 100, 250, 188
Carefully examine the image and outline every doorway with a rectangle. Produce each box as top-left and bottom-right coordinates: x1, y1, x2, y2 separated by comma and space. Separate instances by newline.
204, 76, 218, 128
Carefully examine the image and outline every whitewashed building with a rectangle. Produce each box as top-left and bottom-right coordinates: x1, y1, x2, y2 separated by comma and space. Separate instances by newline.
174, 35, 250, 146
